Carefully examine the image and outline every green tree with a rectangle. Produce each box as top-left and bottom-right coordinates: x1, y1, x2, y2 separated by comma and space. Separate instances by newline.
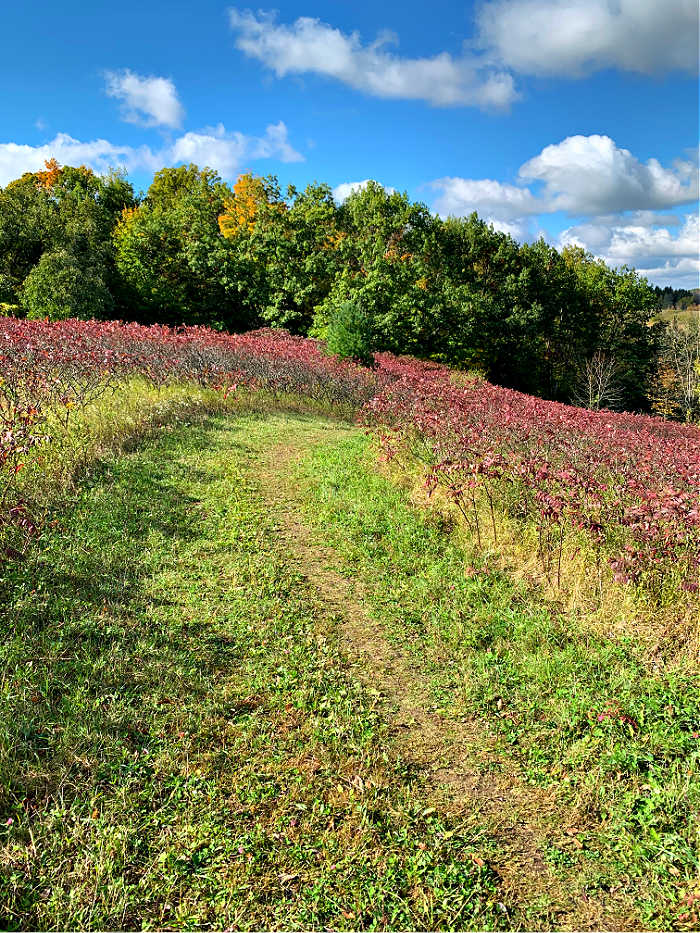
427, 213, 522, 373
0, 161, 135, 316
218, 175, 341, 333
21, 248, 113, 320
0, 176, 59, 304
324, 299, 375, 366
562, 246, 660, 410
314, 182, 447, 357
114, 164, 251, 329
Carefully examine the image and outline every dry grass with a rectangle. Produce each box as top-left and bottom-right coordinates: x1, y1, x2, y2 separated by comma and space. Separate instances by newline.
376, 442, 699, 665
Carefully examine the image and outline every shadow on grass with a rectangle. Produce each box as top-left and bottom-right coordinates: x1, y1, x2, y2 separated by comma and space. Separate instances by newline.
0, 418, 252, 809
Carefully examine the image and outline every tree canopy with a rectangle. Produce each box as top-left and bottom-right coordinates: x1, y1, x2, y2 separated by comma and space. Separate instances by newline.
0, 160, 669, 412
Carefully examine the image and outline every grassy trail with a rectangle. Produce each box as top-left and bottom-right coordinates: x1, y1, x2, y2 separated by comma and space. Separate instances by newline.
0, 411, 696, 930
251, 418, 635, 931
0, 413, 509, 931
289, 423, 699, 932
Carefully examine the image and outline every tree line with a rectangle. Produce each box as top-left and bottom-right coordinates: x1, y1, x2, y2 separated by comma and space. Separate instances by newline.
0, 159, 696, 416
653, 285, 698, 311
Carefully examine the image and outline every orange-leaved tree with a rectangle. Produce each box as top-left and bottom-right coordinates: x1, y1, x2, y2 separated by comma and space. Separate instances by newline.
218, 173, 285, 239
35, 158, 62, 190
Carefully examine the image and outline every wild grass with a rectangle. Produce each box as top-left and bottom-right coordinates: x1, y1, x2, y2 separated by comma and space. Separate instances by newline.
297, 431, 700, 929
378, 441, 699, 661
2, 370, 698, 929
2, 379, 359, 560
0, 414, 510, 931
657, 306, 700, 326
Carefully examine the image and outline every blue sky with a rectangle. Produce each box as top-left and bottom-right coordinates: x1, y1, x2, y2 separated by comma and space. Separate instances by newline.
1, 0, 698, 287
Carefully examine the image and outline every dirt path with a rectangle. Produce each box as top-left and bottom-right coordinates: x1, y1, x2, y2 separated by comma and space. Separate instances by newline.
255, 419, 637, 931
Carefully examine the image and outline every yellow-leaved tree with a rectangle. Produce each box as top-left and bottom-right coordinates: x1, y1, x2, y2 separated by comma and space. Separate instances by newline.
218, 173, 285, 240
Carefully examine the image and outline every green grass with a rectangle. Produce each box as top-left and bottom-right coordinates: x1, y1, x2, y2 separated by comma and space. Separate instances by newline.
296, 432, 700, 929
3, 403, 698, 930
11, 377, 357, 540
0, 413, 510, 931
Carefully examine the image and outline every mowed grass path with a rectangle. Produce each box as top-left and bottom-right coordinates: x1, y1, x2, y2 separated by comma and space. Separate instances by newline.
0, 411, 697, 931
0, 414, 509, 931
293, 429, 699, 931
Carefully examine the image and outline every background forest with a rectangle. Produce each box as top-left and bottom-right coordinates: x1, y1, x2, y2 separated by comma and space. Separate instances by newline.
1, 160, 698, 417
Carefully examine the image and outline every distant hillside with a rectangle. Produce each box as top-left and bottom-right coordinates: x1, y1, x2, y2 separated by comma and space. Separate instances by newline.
658, 305, 700, 325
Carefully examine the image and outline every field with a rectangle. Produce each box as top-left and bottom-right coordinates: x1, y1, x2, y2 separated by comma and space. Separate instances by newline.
657, 306, 700, 327
0, 321, 698, 930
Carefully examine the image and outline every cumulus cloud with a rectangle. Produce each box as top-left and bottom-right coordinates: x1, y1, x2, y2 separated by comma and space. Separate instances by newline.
559, 214, 699, 264
171, 122, 303, 177
634, 258, 700, 290
429, 177, 546, 239
593, 211, 685, 230
0, 133, 161, 186
519, 135, 698, 214
476, 0, 699, 76
332, 179, 397, 202
0, 122, 303, 187
105, 69, 185, 129
559, 214, 700, 288
228, 9, 517, 109
428, 137, 699, 286
605, 214, 700, 265
430, 177, 540, 220
430, 136, 697, 224
484, 217, 544, 241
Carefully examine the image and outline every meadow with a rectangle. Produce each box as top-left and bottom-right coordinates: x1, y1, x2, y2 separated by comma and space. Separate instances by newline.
0, 319, 698, 930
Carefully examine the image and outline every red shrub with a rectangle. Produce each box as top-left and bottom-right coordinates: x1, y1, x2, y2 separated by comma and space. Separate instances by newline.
3, 318, 698, 596
364, 353, 700, 594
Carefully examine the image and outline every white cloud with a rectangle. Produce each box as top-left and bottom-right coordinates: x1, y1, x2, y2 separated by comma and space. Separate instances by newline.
559, 214, 699, 288
105, 69, 185, 129
0, 134, 161, 186
428, 138, 699, 287
171, 122, 303, 177
227, 3, 696, 112
634, 258, 700, 290
593, 211, 685, 229
520, 135, 698, 214
248, 121, 304, 163
606, 214, 700, 265
332, 179, 396, 202
228, 9, 517, 109
476, 0, 699, 77
430, 136, 697, 227
430, 177, 540, 220
485, 217, 541, 241
0, 122, 303, 187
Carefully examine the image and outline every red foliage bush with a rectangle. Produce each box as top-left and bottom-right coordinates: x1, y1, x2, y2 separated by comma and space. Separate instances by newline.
2, 318, 698, 596
364, 353, 700, 594
0, 319, 384, 550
